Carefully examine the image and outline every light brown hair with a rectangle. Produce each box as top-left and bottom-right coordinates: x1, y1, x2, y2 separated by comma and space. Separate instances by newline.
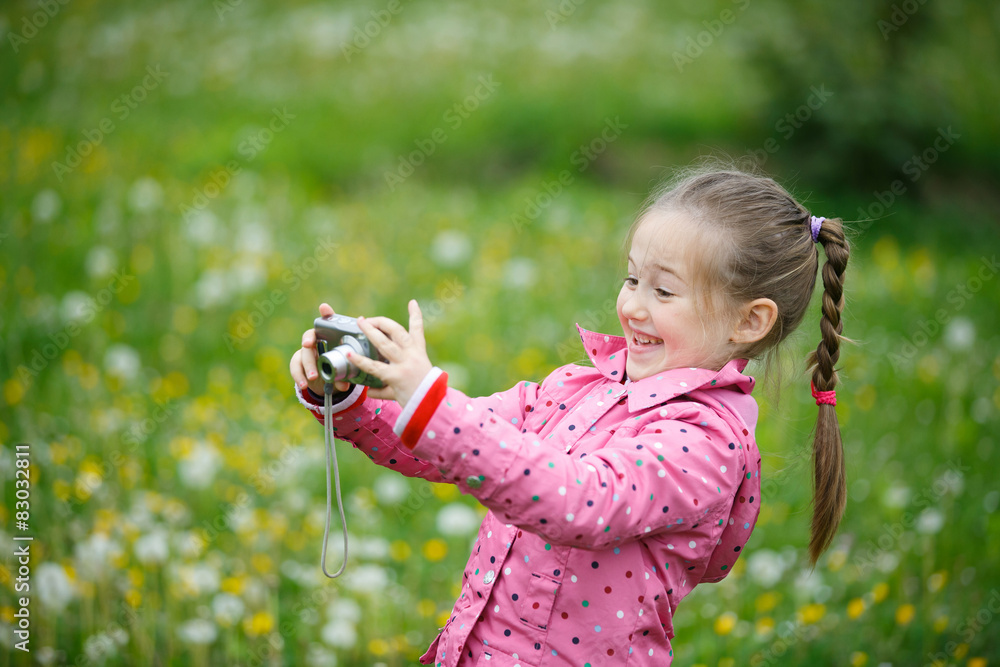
628, 165, 850, 565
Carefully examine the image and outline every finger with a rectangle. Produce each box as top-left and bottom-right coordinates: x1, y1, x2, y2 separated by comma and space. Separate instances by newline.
318, 303, 335, 318
301, 341, 319, 381
357, 316, 405, 359
345, 349, 388, 380
360, 315, 411, 347
365, 386, 396, 401
301, 328, 317, 348
407, 300, 425, 348
290, 350, 309, 388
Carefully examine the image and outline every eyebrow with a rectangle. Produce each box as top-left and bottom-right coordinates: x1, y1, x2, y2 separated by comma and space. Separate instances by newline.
628, 256, 688, 285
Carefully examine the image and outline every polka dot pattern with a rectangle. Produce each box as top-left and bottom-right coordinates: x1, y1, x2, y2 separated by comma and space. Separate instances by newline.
303, 327, 760, 666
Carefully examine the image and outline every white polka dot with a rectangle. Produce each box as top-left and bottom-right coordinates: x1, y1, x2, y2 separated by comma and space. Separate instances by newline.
604, 336, 610, 342
720, 465, 727, 473
494, 605, 500, 612
689, 540, 696, 548
679, 381, 687, 387
427, 431, 435, 439
558, 486, 566, 496
504, 567, 511, 575
616, 610, 624, 619
657, 470, 666, 478
487, 531, 492, 538
467, 404, 473, 410
566, 513, 575, 521
626, 506, 631, 515
597, 516, 604, 525
667, 543, 674, 550
649, 649, 654, 656
659, 409, 668, 417
653, 442, 662, 449
571, 575, 578, 583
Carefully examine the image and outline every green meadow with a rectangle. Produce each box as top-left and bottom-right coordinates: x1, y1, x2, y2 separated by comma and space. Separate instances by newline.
2, 0, 998, 665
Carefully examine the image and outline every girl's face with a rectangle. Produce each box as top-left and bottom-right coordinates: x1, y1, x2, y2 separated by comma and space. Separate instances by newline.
616, 211, 732, 380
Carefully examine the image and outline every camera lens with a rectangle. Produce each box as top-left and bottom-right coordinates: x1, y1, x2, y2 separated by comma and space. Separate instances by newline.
318, 346, 354, 383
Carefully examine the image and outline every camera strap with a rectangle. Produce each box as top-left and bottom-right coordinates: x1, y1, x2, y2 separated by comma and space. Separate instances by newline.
321, 382, 349, 578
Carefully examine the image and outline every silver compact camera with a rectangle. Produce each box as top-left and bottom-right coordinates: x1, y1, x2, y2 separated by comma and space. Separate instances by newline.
314, 314, 386, 388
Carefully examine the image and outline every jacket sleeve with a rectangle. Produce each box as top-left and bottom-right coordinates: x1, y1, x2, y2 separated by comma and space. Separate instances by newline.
294, 383, 447, 484
405, 380, 747, 550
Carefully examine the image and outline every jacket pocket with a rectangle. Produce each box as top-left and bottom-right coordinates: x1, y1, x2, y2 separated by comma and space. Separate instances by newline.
516, 571, 560, 632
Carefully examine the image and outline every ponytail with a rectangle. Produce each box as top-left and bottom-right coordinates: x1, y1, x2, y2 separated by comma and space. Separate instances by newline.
805, 217, 849, 565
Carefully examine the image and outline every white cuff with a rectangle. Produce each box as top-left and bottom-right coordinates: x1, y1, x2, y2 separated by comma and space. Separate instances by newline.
294, 383, 366, 414
393, 367, 445, 437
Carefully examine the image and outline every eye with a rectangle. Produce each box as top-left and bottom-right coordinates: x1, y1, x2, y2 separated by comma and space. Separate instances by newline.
655, 288, 675, 298
624, 276, 638, 287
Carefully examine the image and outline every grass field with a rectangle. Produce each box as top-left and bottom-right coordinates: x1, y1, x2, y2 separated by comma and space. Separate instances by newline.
2, 1, 999, 665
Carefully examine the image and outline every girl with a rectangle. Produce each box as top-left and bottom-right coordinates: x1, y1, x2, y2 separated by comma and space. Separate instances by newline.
289, 168, 850, 666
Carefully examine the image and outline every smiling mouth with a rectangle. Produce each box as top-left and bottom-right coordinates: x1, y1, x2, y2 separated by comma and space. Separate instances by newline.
631, 332, 663, 347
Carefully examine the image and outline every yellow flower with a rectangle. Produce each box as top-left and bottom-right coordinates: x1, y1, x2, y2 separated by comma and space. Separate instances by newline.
872, 582, 889, 603
927, 570, 948, 593
436, 609, 452, 627
718, 658, 735, 667
847, 597, 866, 620
53, 479, 72, 502
221, 576, 245, 595
4, 379, 25, 406
933, 615, 949, 633
244, 611, 274, 637
851, 651, 868, 666
369, 638, 390, 656
955, 644, 969, 660
967, 658, 987, 667
755, 591, 780, 614
714, 611, 737, 636
422, 539, 448, 562
390, 540, 412, 562
1, 606, 14, 623
798, 603, 826, 625
251, 553, 273, 574
755, 617, 774, 638
125, 589, 142, 608
431, 483, 459, 501
417, 599, 436, 618
896, 604, 915, 626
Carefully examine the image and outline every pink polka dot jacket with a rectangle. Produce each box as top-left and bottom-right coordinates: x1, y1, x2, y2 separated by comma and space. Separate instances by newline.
295, 326, 762, 666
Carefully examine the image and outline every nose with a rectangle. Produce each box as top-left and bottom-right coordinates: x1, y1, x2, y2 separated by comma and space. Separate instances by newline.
620, 286, 646, 321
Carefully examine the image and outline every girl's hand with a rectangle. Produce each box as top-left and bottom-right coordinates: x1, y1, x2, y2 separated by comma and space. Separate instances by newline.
289, 303, 352, 396
350, 300, 433, 408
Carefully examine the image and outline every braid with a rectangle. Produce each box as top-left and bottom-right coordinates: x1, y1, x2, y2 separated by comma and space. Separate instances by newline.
805, 218, 849, 565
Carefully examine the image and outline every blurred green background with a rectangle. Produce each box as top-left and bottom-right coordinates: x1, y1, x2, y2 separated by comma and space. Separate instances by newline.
1, 0, 999, 665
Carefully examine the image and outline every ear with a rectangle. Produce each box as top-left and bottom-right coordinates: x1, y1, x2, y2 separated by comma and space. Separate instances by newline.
730, 298, 778, 346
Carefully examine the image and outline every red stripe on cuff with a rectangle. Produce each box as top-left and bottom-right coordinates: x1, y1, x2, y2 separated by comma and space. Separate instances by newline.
401, 372, 449, 449
311, 387, 368, 423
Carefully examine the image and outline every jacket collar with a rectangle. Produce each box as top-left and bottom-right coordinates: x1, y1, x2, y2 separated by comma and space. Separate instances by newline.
576, 324, 756, 412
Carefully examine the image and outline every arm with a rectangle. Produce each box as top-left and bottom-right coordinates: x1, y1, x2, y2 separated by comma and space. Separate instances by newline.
405, 384, 746, 549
